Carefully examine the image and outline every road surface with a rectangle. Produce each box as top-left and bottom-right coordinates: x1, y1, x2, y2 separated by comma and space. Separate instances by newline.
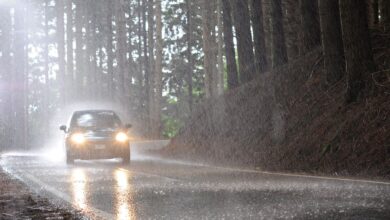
1, 144, 390, 219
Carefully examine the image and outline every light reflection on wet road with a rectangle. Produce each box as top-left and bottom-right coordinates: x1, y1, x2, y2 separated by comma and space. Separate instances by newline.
1, 153, 390, 219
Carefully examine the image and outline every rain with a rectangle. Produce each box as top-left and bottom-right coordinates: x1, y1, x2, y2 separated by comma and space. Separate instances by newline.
0, 0, 389, 219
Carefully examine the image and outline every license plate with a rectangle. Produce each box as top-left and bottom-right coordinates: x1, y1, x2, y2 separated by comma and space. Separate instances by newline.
95, 144, 106, 150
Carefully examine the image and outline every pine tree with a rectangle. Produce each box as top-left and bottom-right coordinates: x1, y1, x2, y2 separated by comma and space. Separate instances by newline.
318, 0, 345, 84
221, 0, 239, 89
340, 0, 376, 103
250, 0, 268, 73
271, 0, 288, 67
301, 0, 321, 53
232, 0, 256, 82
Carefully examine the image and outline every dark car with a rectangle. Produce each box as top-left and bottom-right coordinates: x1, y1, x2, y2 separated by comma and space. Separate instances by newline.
60, 110, 131, 164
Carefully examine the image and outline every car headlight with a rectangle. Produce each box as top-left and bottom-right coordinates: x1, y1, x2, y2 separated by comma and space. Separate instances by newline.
115, 132, 129, 143
71, 133, 86, 145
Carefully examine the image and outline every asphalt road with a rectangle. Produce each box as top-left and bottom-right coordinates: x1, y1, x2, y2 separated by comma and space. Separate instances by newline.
1, 146, 390, 219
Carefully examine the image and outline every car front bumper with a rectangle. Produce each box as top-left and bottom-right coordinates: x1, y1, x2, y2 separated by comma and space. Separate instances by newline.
67, 140, 130, 160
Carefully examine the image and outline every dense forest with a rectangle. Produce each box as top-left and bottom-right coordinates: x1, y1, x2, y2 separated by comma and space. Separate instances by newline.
0, 0, 389, 151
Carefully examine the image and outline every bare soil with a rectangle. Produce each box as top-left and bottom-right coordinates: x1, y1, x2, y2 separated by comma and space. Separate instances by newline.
0, 167, 82, 220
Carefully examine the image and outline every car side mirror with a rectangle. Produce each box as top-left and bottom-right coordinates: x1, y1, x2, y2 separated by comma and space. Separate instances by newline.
125, 124, 132, 129
60, 125, 67, 133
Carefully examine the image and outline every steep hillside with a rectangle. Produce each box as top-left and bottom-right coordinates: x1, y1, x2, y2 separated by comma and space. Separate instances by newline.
160, 47, 390, 179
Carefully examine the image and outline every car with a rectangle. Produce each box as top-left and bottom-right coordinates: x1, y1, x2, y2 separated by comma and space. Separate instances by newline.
59, 110, 132, 165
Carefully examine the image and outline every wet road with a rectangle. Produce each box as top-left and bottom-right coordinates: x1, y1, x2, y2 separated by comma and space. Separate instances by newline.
1, 149, 390, 219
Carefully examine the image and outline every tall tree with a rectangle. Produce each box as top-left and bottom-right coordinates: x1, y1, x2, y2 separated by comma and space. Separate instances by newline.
75, 0, 84, 98
216, 0, 225, 94
250, 0, 268, 73
383, 0, 390, 31
271, 0, 288, 67
283, 0, 301, 59
340, 0, 376, 103
153, 0, 163, 137
115, 0, 128, 104
301, 0, 321, 53
221, 0, 239, 89
14, 3, 27, 148
106, 0, 115, 99
232, 0, 256, 83
202, 0, 217, 97
56, 0, 66, 105
318, 0, 345, 84
0, 6, 13, 148
147, 0, 155, 135
185, 0, 194, 111
66, 0, 74, 99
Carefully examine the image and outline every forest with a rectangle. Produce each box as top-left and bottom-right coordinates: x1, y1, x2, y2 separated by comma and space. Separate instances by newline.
0, 0, 389, 156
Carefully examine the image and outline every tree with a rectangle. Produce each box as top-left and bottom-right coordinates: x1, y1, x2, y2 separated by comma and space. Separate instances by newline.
115, 0, 128, 104
147, 0, 155, 135
13, 3, 27, 148
66, 0, 74, 99
318, 0, 345, 84
216, 0, 225, 94
270, 0, 288, 67
340, 0, 376, 103
202, 0, 217, 97
301, 0, 321, 53
250, 0, 268, 73
106, 0, 115, 99
185, 0, 194, 110
75, 0, 84, 98
152, 0, 163, 137
232, 0, 256, 83
383, 0, 390, 31
56, 0, 66, 105
221, 0, 239, 89
0, 6, 13, 149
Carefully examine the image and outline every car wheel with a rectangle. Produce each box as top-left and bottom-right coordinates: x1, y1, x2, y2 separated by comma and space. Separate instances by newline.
66, 151, 74, 164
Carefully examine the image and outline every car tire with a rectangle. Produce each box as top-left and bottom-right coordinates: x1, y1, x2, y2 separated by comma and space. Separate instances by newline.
66, 151, 74, 164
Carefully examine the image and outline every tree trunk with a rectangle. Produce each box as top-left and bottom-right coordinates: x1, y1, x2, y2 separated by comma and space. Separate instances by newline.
153, 0, 163, 138
373, 0, 379, 24
106, 0, 114, 99
56, 0, 66, 105
202, 0, 216, 98
0, 6, 13, 149
283, 0, 301, 59
340, 0, 376, 103
185, 0, 194, 111
232, 0, 256, 83
301, 0, 321, 53
147, 0, 155, 137
318, 0, 345, 84
217, 0, 225, 94
250, 0, 268, 73
271, 0, 288, 67
142, 0, 150, 134
221, 0, 239, 89
66, 0, 74, 100
115, 0, 128, 105
75, 0, 84, 98
14, 4, 27, 148
382, 0, 390, 31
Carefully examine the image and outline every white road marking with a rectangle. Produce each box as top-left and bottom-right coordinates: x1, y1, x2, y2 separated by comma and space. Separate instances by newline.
137, 155, 390, 186
2, 166, 115, 220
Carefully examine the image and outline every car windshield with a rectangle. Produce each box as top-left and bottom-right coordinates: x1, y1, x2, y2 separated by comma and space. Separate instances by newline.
71, 111, 122, 129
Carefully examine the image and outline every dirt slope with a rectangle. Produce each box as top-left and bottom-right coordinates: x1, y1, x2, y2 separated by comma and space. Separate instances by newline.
162, 46, 390, 180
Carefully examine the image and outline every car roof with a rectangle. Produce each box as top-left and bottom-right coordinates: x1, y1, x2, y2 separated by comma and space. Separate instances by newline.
72, 110, 117, 115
